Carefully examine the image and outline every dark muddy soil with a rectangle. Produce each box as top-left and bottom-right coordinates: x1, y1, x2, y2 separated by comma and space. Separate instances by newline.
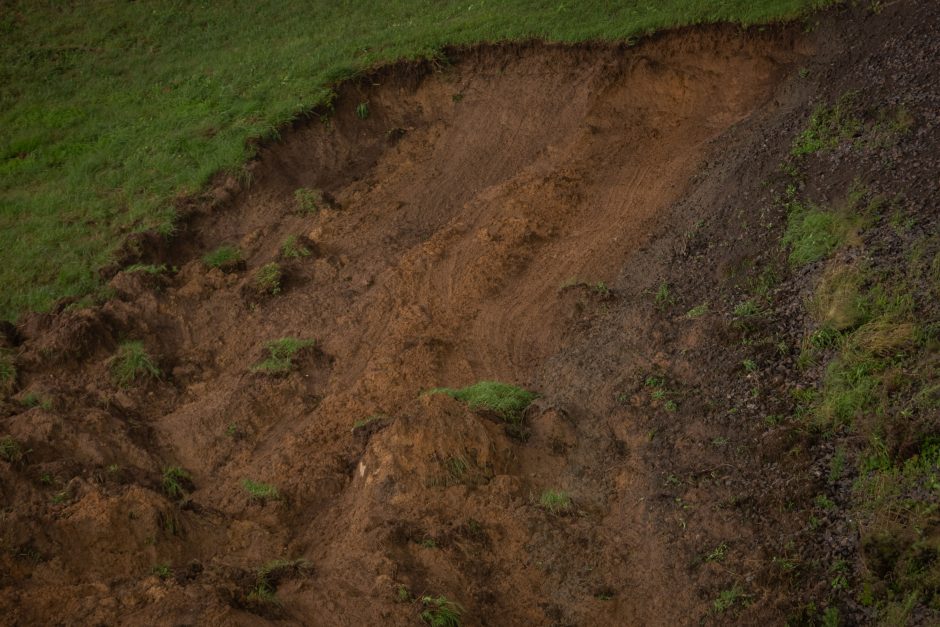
1, 2, 938, 625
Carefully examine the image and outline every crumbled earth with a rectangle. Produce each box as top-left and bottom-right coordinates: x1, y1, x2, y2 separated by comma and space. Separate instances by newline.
1, 1, 938, 625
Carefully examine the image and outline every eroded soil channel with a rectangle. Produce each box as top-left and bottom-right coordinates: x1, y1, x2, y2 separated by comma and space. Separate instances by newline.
4, 22, 879, 625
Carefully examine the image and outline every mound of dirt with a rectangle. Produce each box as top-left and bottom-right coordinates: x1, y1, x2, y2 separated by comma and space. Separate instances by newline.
2, 2, 938, 624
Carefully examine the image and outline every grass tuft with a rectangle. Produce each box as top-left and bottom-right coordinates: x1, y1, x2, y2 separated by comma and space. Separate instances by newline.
420, 595, 463, 627
791, 92, 862, 156
110, 341, 160, 387
280, 235, 311, 259
294, 188, 322, 214
253, 262, 283, 296
0, 436, 26, 463
162, 466, 192, 500
202, 244, 242, 270
243, 479, 280, 502
426, 381, 536, 423
539, 489, 572, 514
251, 337, 314, 375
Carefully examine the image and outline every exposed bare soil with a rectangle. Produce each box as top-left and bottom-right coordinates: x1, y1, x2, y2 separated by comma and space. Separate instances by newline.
2, 3, 938, 625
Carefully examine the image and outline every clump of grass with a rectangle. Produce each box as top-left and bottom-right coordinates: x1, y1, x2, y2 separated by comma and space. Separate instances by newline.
280, 235, 311, 259
420, 595, 463, 627
252, 262, 282, 296
125, 263, 167, 275
426, 381, 536, 423
0, 436, 26, 463
0, 349, 16, 396
355, 101, 370, 119
20, 392, 52, 410
811, 266, 867, 330
713, 585, 749, 613
734, 300, 760, 317
539, 489, 572, 514
152, 564, 173, 580
791, 92, 862, 156
686, 303, 708, 318
110, 341, 160, 387
251, 337, 314, 375
591, 281, 610, 297
782, 200, 856, 266
248, 559, 308, 606
351, 414, 387, 433
243, 479, 280, 502
202, 244, 242, 270
655, 282, 675, 310
294, 188, 322, 214
704, 543, 728, 563
162, 466, 192, 500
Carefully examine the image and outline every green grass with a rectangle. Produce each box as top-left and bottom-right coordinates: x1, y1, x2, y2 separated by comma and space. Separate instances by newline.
202, 244, 242, 270
162, 466, 192, 500
251, 337, 314, 375
243, 479, 280, 502
280, 235, 311, 260
538, 489, 572, 514
713, 585, 749, 613
0, 435, 26, 463
791, 91, 862, 156
426, 381, 536, 423
686, 303, 709, 318
252, 262, 283, 296
421, 595, 464, 627
294, 188, 322, 214
109, 340, 160, 387
125, 263, 168, 275
247, 559, 307, 606
0, 0, 834, 321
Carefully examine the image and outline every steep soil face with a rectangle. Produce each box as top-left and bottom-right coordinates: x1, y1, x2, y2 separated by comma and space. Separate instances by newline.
1, 3, 937, 625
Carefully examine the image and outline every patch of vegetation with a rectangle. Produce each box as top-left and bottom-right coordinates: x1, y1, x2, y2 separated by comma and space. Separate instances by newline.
251, 337, 314, 375
713, 585, 749, 613
734, 299, 760, 318
538, 489, 572, 514
704, 543, 728, 563
782, 184, 874, 266
395, 583, 411, 603
0, 436, 26, 463
125, 263, 168, 275
252, 262, 283, 296
248, 559, 309, 606
202, 244, 243, 270
152, 564, 173, 580
294, 188, 322, 214
352, 414, 387, 433
655, 282, 675, 310
355, 101, 370, 119
243, 479, 280, 502
162, 466, 192, 500
791, 92, 862, 156
110, 341, 160, 387
280, 235, 311, 260
426, 381, 536, 424
591, 281, 610, 297
420, 595, 463, 627
686, 303, 708, 318
21, 392, 52, 410
0, 349, 16, 396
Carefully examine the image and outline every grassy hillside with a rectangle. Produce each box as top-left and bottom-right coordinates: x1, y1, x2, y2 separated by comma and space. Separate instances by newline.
0, 0, 831, 320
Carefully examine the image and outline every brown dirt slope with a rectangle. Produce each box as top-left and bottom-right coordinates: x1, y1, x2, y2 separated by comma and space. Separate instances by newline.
2, 2, 938, 625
